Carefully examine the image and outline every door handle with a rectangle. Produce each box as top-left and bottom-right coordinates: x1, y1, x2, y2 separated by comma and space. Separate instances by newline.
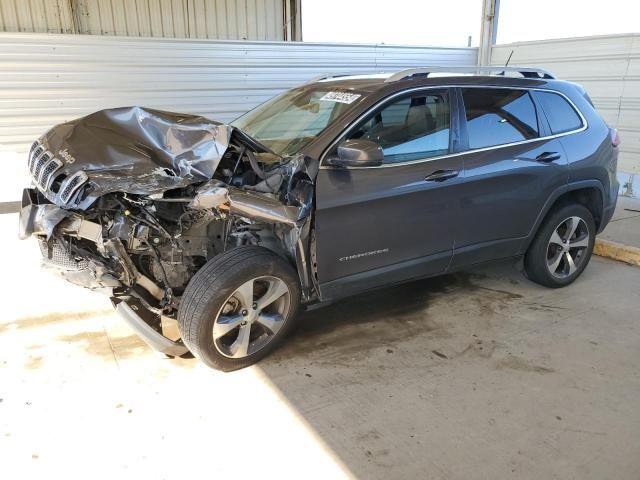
425, 169, 459, 182
534, 151, 561, 163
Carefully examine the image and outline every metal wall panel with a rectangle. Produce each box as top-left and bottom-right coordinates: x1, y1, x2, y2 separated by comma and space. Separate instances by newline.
492, 34, 640, 185
0, 32, 477, 154
0, 0, 74, 33
0, 0, 287, 40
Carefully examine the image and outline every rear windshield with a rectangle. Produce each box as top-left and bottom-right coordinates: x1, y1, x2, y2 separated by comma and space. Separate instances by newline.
232, 86, 365, 156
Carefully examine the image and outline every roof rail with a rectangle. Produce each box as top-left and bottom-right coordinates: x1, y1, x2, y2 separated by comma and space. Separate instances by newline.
384, 66, 556, 82
304, 72, 360, 85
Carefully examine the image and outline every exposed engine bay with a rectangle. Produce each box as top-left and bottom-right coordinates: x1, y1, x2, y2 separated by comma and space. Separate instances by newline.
19, 107, 317, 355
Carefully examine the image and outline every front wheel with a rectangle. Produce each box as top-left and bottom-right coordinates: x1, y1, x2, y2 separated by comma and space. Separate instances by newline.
178, 246, 301, 371
524, 203, 596, 288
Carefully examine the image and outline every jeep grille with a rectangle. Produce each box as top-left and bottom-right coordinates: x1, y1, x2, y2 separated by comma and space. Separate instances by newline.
28, 141, 88, 204
28, 141, 62, 193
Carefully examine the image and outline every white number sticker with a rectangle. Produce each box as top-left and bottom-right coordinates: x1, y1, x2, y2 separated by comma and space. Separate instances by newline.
319, 91, 362, 104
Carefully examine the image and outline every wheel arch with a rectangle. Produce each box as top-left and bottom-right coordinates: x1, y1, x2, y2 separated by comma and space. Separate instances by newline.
521, 180, 605, 254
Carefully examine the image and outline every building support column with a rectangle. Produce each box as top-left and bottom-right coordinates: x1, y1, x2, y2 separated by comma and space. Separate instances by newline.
284, 0, 302, 41
477, 0, 500, 66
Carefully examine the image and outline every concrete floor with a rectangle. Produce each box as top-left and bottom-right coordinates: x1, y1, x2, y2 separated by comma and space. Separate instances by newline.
599, 196, 640, 247
1, 212, 640, 479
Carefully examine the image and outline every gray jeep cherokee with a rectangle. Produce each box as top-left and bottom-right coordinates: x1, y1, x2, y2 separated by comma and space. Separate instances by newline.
19, 66, 619, 371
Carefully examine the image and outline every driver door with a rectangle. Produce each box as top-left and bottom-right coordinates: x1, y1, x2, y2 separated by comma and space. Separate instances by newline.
314, 88, 463, 300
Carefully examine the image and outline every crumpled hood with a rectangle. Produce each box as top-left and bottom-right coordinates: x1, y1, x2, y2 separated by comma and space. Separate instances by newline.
33, 106, 261, 208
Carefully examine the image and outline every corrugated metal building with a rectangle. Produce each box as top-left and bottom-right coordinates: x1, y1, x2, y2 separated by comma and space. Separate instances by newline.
0, 0, 300, 40
0, 33, 476, 152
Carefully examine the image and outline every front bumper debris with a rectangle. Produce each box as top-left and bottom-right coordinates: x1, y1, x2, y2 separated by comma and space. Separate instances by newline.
19, 188, 69, 240
112, 297, 188, 357
19, 187, 188, 356
20, 188, 121, 291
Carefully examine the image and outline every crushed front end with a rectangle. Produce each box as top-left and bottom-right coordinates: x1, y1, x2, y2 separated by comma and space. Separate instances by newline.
19, 107, 316, 356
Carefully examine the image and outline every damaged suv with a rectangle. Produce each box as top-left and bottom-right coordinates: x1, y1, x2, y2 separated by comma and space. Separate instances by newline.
19, 67, 619, 371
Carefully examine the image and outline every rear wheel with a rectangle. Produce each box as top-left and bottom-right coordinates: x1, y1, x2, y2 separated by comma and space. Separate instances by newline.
524, 203, 595, 288
178, 246, 301, 371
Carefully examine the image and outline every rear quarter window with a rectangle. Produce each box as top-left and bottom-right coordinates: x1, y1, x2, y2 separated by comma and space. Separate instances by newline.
535, 91, 584, 135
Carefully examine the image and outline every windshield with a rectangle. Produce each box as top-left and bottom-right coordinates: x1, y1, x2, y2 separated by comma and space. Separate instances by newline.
231, 86, 365, 156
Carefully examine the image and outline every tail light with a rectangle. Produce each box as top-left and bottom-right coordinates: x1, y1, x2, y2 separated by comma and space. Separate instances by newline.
610, 128, 621, 147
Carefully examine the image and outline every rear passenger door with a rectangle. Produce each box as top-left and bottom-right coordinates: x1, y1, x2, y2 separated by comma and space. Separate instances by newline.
451, 87, 569, 268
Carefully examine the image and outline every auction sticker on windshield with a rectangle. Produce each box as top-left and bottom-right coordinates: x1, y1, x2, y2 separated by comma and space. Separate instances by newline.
319, 91, 362, 104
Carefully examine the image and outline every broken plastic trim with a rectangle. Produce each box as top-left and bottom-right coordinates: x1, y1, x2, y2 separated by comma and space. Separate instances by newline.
112, 296, 188, 357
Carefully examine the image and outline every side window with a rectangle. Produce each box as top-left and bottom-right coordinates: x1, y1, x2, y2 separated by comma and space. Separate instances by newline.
535, 91, 584, 134
348, 92, 450, 163
462, 88, 539, 150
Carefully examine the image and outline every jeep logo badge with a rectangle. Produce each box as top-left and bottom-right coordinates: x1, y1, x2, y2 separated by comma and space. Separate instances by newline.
58, 148, 76, 164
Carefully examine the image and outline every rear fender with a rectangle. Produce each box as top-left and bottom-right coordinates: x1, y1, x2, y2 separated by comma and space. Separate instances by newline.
519, 179, 605, 254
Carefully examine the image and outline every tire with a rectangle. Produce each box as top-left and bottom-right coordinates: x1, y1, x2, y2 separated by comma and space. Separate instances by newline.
524, 203, 596, 288
178, 246, 301, 371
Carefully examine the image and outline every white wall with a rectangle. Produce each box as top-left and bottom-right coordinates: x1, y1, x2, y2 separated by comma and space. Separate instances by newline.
492, 34, 640, 196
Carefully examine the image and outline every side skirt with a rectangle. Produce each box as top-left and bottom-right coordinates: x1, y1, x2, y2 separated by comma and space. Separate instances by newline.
319, 250, 451, 303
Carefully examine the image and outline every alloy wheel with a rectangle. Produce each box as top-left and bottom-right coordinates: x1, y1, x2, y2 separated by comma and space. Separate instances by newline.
546, 216, 590, 279
212, 276, 291, 359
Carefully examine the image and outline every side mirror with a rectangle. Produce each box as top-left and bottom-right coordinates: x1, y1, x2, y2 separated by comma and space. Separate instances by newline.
331, 139, 383, 167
